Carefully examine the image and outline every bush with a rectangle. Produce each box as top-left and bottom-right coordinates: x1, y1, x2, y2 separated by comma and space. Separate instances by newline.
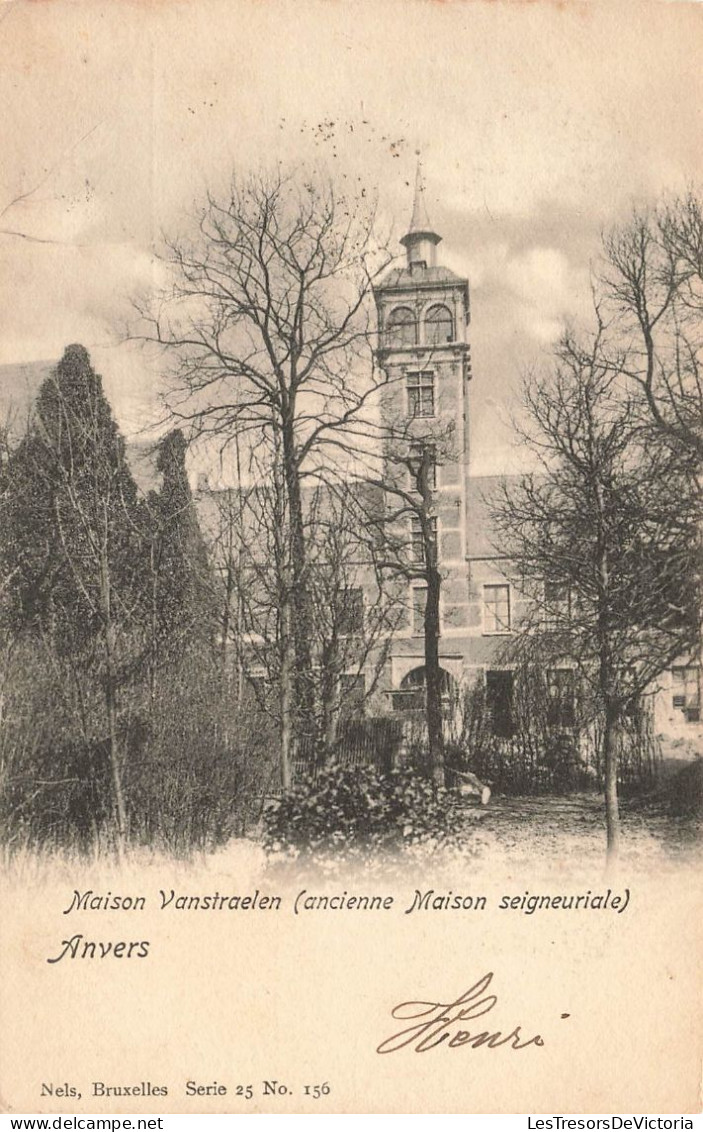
263, 763, 468, 859
126, 656, 278, 852
0, 641, 277, 856
663, 760, 703, 818
456, 668, 662, 797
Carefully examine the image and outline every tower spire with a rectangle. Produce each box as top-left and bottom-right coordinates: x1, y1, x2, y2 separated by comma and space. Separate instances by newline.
408, 156, 433, 235
400, 153, 442, 268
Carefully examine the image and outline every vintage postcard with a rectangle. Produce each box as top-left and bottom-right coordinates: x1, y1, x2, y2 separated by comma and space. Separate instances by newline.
1, 0, 701, 1117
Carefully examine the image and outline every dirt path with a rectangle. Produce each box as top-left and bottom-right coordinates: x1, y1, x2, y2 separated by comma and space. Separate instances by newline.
456, 792, 701, 874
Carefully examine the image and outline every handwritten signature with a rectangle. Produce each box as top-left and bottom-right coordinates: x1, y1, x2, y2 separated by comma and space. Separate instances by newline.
377, 972, 548, 1054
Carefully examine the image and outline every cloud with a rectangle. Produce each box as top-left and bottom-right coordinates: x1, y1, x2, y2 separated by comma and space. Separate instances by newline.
1, 0, 700, 476
504, 245, 588, 343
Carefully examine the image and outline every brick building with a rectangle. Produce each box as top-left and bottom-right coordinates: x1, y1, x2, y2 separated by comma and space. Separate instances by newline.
367, 174, 700, 761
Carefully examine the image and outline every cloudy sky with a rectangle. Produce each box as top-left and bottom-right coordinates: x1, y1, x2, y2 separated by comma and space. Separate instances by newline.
1, 0, 701, 474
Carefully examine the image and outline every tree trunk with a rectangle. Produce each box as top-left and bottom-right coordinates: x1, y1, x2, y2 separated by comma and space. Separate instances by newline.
220, 558, 233, 673
425, 563, 445, 786
105, 651, 127, 861
100, 549, 127, 860
148, 538, 158, 708
279, 593, 294, 791
594, 481, 619, 869
603, 700, 621, 869
419, 447, 444, 786
268, 435, 295, 790
281, 416, 316, 754
322, 666, 341, 758
221, 555, 244, 708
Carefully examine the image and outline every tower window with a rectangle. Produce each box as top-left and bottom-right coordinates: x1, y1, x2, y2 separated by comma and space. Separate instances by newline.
407, 370, 435, 417
425, 304, 454, 345
386, 306, 416, 348
410, 515, 438, 563
407, 442, 437, 491
411, 585, 442, 637
412, 585, 428, 635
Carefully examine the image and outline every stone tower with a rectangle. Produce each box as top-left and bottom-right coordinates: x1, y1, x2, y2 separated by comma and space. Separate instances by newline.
373, 164, 475, 692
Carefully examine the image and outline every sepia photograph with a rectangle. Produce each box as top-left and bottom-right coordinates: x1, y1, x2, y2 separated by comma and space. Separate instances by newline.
0, 0, 701, 1117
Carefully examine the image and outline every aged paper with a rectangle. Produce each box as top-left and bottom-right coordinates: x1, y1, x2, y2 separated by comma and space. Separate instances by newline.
1, 0, 702, 1117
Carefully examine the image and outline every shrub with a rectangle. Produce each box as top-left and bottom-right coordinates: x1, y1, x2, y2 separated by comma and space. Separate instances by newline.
0, 642, 277, 856
663, 760, 703, 819
126, 656, 278, 852
263, 763, 469, 859
456, 669, 660, 796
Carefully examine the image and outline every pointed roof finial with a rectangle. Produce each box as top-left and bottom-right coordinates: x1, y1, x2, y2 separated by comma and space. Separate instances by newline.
408, 152, 433, 235
400, 152, 441, 260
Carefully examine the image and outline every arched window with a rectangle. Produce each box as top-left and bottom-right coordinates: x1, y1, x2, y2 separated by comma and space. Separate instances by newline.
386, 306, 416, 348
425, 303, 453, 345
400, 665, 454, 695
393, 664, 455, 711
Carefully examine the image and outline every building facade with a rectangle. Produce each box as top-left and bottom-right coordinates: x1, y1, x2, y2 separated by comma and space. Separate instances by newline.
368, 176, 700, 762
371, 175, 524, 721
0, 179, 698, 765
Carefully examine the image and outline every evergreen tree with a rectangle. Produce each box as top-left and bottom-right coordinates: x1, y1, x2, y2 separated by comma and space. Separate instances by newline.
2, 344, 141, 646
0, 344, 143, 851
146, 428, 216, 676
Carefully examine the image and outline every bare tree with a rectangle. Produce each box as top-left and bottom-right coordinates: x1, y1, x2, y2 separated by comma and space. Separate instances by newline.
493, 326, 698, 864
203, 460, 404, 779
132, 167, 393, 769
356, 422, 457, 786
599, 189, 702, 679
303, 479, 405, 757
202, 450, 296, 787
601, 191, 703, 461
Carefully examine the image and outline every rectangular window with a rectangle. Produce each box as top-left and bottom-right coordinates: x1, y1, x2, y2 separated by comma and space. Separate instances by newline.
338, 588, 364, 637
412, 585, 427, 635
407, 370, 435, 418
672, 666, 700, 722
483, 584, 511, 634
546, 669, 576, 729
543, 582, 571, 630
486, 670, 514, 738
408, 443, 438, 490
410, 515, 437, 564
